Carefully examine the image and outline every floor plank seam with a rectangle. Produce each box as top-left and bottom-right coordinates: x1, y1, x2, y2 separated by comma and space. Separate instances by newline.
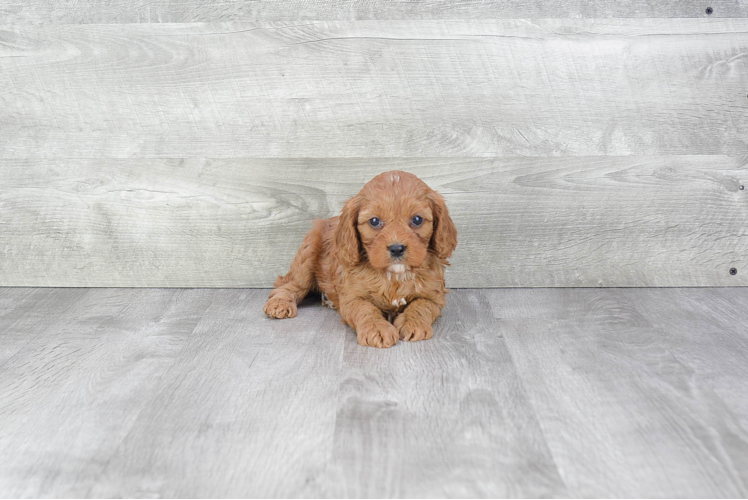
497, 324, 573, 498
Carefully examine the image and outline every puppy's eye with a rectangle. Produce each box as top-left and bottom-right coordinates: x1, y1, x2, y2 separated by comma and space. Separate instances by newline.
369, 217, 382, 228
411, 215, 424, 227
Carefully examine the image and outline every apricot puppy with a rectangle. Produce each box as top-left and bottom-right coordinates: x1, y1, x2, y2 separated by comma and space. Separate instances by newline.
264, 171, 457, 348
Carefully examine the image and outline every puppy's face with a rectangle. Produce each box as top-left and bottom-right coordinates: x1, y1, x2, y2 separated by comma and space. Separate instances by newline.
335, 171, 457, 272
357, 192, 433, 272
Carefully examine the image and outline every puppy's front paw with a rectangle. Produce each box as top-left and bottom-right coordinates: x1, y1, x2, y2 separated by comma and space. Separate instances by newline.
394, 316, 434, 342
357, 321, 398, 348
264, 296, 297, 319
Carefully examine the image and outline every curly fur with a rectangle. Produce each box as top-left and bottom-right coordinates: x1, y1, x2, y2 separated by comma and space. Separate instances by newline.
263, 171, 457, 348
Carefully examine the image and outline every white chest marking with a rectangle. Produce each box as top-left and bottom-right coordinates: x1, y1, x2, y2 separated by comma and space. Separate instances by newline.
321, 292, 336, 309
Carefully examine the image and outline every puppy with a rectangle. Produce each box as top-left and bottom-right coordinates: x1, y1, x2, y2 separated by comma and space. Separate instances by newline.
263, 171, 457, 348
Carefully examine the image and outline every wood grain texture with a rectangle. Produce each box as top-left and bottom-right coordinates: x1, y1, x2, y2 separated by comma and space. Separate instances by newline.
1, 157, 745, 288
0, 288, 88, 365
87, 289, 346, 498
312, 289, 568, 498
0, 289, 44, 350
4, 0, 748, 24
2, 287, 747, 497
492, 288, 748, 497
626, 287, 748, 485
2, 20, 747, 158
0, 288, 214, 497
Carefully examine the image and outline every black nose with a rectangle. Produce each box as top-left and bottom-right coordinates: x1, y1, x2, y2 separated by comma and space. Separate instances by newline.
388, 244, 406, 258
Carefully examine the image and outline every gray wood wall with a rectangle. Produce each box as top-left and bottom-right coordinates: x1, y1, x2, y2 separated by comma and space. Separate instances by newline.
1, 3, 746, 287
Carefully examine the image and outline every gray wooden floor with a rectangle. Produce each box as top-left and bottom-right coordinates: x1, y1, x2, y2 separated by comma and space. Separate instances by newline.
0, 288, 747, 498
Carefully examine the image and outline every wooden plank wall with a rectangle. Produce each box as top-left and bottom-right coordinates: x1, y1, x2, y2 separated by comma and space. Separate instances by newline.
1, 3, 746, 287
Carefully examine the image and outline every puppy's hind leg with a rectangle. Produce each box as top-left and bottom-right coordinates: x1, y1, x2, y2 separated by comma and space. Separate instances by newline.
264, 219, 324, 319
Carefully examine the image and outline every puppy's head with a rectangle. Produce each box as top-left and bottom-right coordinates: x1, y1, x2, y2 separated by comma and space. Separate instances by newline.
335, 171, 457, 273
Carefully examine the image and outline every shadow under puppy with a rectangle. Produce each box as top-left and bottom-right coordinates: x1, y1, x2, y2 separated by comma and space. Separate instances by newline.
264, 171, 457, 348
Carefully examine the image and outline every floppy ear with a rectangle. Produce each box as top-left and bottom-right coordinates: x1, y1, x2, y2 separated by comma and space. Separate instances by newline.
429, 191, 458, 260
335, 195, 362, 268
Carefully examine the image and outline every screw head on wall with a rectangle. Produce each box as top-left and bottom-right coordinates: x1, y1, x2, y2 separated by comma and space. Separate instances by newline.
706, 6, 713, 14
730, 268, 738, 275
